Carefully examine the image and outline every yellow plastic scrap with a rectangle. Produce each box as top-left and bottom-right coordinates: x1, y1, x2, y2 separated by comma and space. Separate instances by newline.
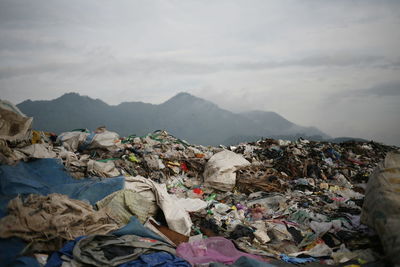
357, 258, 367, 264
31, 130, 42, 144
166, 161, 181, 174
305, 240, 319, 251
329, 185, 341, 192
128, 154, 140, 163
166, 161, 180, 167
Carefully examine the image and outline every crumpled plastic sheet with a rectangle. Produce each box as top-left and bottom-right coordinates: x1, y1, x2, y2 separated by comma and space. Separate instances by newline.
124, 176, 207, 236
280, 254, 317, 264
177, 237, 264, 265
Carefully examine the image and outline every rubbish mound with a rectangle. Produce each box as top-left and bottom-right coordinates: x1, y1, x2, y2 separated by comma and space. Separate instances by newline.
0, 100, 399, 266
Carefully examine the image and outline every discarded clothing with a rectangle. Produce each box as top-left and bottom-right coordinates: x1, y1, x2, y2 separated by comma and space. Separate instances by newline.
15, 143, 57, 159
0, 99, 32, 142
144, 217, 189, 247
118, 252, 190, 267
0, 194, 119, 251
112, 216, 166, 243
280, 254, 316, 264
87, 159, 121, 177
45, 236, 85, 267
71, 235, 176, 266
0, 237, 39, 267
57, 131, 89, 152
57, 129, 121, 152
97, 189, 159, 225
0, 158, 125, 217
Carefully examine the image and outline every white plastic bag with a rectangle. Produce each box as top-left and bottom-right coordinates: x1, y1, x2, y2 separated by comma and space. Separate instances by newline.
203, 150, 250, 191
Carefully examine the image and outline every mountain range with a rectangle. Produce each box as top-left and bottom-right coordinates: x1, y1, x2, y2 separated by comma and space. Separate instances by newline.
17, 92, 330, 145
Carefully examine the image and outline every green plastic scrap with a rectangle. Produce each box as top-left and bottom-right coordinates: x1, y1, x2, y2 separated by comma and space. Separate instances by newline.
205, 193, 217, 201
146, 131, 190, 147
192, 226, 203, 235
288, 210, 310, 224
298, 232, 318, 248
128, 154, 140, 163
97, 158, 120, 163
121, 134, 137, 144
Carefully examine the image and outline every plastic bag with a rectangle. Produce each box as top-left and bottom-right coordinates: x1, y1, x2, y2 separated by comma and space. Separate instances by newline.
176, 237, 263, 265
203, 150, 250, 191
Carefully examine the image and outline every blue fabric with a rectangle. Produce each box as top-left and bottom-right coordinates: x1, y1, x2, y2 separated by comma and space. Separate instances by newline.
0, 158, 125, 267
112, 216, 166, 243
209, 256, 277, 267
79, 132, 96, 151
0, 158, 125, 217
45, 236, 85, 267
118, 252, 190, 267
7, 256, 41, 267
0, 237, 31, 267
326, 148, 341, 160
280, 254, 317, 264
230, 256, 277, 267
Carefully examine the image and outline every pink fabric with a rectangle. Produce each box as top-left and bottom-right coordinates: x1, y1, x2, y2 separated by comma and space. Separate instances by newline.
176, 236, 263, 264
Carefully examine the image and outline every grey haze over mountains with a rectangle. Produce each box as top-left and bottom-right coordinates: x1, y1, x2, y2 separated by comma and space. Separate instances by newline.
17, 92, 330, 145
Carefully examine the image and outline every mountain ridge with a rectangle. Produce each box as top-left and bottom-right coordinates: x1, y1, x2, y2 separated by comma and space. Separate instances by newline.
17, 92, 330, 145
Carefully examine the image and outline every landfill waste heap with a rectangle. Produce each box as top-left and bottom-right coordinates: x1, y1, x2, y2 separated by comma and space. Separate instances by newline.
0, 99, 399, 267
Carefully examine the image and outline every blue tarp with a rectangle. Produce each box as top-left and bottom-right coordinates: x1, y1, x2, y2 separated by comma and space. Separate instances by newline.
0, 158, 125, 266
119, 252, 191, 267
0, 158, 124, 217
112, 216, 167, 243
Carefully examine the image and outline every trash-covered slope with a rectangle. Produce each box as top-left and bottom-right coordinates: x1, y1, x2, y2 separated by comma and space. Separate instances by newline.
1, 100, 399, 266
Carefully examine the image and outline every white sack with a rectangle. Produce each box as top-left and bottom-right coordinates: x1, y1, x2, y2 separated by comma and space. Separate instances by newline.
203, 150, 250, 191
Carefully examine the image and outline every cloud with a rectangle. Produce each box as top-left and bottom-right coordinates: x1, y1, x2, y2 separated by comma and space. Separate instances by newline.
331, 81, 400, 99
0, 0, 400, 145
0, 53, 393, 81
0, 62, 82, 80
358, 81, 400, 97
231, 54, 387, 70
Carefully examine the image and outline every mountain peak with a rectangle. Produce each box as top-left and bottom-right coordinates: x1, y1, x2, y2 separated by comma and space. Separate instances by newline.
54, 92, 107, 106
56, 92, 89, 101
175, 92, 192, 97
168, 92, 198, 101
162, 92, 216, 107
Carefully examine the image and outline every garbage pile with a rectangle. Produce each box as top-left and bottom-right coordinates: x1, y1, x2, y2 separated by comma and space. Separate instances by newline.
1, 100, 399, 267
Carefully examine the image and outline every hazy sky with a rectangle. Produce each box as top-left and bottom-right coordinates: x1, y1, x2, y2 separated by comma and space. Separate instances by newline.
1, 0, 399, 145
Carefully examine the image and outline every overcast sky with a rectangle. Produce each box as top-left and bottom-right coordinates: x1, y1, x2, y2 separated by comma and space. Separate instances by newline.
1, 0, 399, 145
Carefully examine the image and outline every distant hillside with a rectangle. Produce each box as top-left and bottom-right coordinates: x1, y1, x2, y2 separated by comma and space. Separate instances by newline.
17, 92, 330, 145
328, 137, 369, 143
240, 110, 328, 139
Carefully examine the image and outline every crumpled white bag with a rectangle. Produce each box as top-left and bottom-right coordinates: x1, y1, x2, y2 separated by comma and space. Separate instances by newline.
125, 176, 207, 236
203, 150, 250, 191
